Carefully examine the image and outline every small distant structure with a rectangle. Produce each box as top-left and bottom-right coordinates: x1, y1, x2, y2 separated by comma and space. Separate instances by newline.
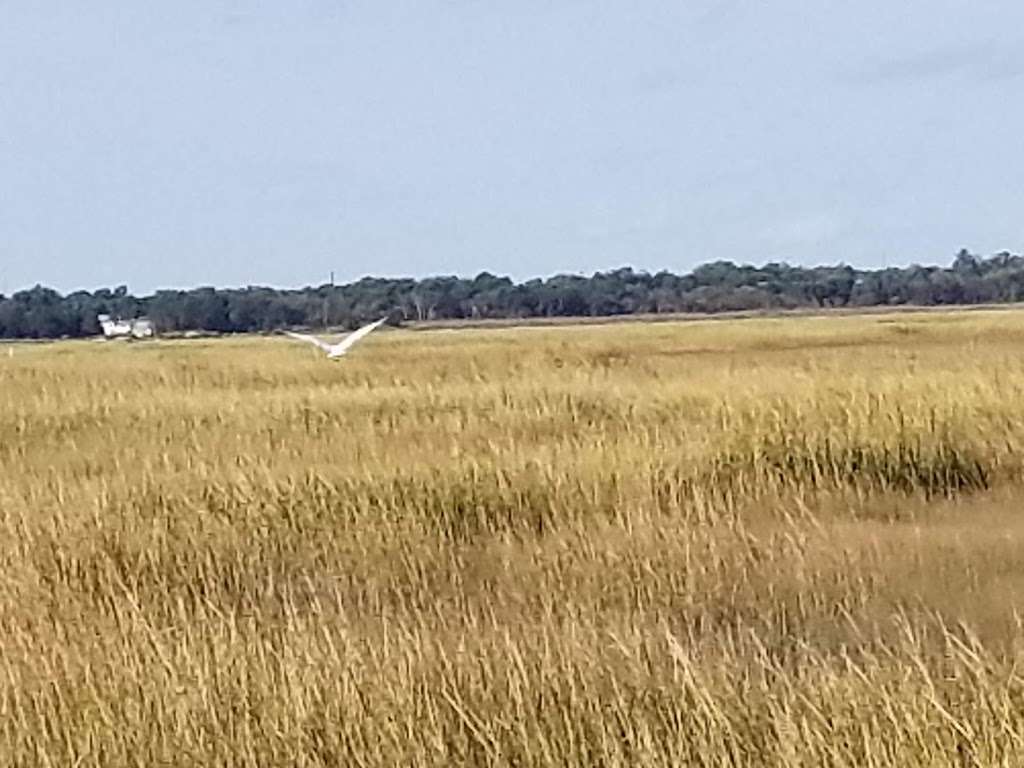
97, 314, 155, 340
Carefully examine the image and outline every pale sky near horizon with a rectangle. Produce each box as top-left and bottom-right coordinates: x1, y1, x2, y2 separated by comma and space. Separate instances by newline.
2, 1, 1023, 295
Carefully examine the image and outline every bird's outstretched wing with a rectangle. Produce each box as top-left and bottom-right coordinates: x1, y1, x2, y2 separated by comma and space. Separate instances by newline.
284, 331, 334, 353
333, 317, 387, 355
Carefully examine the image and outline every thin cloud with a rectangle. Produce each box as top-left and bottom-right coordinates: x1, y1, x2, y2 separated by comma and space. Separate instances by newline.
845, 40, 1024, 85
631, 68, 691, 95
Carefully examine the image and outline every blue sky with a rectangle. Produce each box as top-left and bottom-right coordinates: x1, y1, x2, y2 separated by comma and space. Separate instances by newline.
2, 1, 1023, 294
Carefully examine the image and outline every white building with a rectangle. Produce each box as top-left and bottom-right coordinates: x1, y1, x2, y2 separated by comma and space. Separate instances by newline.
98, 314, 155, 339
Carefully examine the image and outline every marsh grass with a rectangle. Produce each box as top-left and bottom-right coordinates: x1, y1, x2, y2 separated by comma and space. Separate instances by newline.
3, 311, 1024, 765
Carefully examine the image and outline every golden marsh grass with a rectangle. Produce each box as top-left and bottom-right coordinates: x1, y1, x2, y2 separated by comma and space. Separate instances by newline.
3, 311, 1024, 765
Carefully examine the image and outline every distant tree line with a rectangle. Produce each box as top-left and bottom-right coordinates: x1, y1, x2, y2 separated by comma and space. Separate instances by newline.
2, 249, 1024, 339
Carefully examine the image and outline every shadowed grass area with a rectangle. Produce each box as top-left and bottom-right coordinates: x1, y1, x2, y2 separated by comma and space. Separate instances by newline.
3, 310, 1024, 765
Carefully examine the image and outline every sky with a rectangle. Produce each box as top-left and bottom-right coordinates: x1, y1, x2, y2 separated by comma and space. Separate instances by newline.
2, 1, 1024, 295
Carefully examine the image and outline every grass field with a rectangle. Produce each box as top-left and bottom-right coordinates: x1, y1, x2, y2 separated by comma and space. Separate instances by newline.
3, 310, 1024, 766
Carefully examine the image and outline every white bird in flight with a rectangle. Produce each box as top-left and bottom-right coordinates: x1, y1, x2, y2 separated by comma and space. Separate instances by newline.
284, 317, 387, 359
